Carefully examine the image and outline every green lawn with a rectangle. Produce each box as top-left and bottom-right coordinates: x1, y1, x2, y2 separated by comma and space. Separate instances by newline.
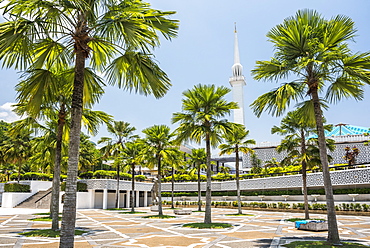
28, 216, 62, 221
119, 211, 146, 214
20, 229, 87, 237
142, 215, 176, 219
283, 241, 368, 248
183, 223, 232, 229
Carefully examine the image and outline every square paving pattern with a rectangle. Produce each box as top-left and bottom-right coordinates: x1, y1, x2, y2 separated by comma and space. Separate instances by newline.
0, 207, 370, 247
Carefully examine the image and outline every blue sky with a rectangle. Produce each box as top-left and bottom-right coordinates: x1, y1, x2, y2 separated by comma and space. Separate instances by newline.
0, 0, 369, 148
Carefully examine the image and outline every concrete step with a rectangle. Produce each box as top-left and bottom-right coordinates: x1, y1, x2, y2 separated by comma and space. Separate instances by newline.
15, 188, 52, 209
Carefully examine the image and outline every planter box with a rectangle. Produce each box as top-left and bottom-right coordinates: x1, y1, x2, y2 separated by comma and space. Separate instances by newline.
298, 221, 328, 231
150, 205, 159, 212
174, 209, 192, 215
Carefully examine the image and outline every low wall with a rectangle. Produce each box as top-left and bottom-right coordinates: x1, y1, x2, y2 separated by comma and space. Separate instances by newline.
162, 194, 370, 203
2, 192, 33, 208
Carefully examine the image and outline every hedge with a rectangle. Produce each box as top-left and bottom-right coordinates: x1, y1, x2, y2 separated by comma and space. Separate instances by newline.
4, 183, 30, 192
9, 173, 67, 181
161, 187, 370, 197
92, 170, 132, 179
61, 182, 87, 192
135, 175, 146, 181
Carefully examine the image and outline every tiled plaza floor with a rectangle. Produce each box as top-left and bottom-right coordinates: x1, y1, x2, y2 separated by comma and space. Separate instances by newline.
1, 207, 370, 247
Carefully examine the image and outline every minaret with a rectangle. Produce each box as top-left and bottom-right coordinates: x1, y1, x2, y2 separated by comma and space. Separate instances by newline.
229, 23, 246, 126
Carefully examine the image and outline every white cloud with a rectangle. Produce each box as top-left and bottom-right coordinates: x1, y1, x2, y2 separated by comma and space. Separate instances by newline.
0, 102, 23, 123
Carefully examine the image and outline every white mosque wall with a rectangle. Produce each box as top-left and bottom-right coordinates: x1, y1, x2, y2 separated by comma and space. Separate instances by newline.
160, 167, 370, 192
243, 137, 370, 168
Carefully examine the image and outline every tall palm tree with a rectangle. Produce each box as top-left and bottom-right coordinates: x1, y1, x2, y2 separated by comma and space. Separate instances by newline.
219, 126, 255, 215
120, 140, 143, 212
273, 110, 317, 219
141, 125, 178, 216
12, 106, 110, 231
188, 148, 207, 211
0, 1, 178, 245
250, 9, 370, 244
162, 149, 185, 209
99, 121, 138, 209
172, 84, 238, 224
2, 124, 32, 183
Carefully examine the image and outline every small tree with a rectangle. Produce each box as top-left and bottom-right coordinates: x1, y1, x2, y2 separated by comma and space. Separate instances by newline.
343, 146, 359, 167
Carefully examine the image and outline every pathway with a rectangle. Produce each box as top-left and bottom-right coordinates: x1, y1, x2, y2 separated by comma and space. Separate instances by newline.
0, 207, 370, 247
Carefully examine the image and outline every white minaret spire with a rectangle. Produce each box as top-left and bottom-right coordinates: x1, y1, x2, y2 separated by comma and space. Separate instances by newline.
229, 23, 246, 126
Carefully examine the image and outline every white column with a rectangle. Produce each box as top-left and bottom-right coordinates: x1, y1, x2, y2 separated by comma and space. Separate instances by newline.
102, 189, 108, 210
117, 191, 120, 209
126, 190, 130, 208
144, 191, 148, 207
136, 191, 140, 207
88, 189, 95, 209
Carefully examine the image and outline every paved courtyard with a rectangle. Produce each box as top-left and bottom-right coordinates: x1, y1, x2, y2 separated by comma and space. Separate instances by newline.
0, 207, 370, 247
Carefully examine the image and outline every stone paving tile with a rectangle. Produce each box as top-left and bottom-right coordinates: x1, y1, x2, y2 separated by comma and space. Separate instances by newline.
1, 207, 370, 247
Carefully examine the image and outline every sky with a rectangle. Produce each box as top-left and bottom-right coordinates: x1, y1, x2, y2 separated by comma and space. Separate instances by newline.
0, 0, 370, 150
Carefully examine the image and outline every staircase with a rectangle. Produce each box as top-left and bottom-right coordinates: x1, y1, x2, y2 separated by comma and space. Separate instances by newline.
15, 188, 52, 209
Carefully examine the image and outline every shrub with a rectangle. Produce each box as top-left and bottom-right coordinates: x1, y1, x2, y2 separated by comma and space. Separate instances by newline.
179, 174, 191, 181
4, 183, 30, 192
10, 173, 23, 181
61, 182, 87, 192
93, 170, 116, 179
23, 172, 51, 181
135, 175, 146, 181
79, 171, 93, 179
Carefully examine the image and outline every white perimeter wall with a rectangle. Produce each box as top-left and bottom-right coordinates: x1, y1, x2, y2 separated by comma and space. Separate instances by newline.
2, 192, 33, 208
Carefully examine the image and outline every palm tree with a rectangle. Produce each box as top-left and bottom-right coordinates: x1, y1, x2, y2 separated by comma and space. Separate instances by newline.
188, 148, 207, 211
250, 154, 262, 175
272, 110, 317, 219
0, 1, 178, 245
172, 84, 238, 224
12, 106, 110, 231
162, 149, 185, 209
2, 124, 32, 183
250, 10, 370, 244
141, 125, 178, 216
120, 140, 143, 212
219, 126, 255, 215
99, 121, 138, 209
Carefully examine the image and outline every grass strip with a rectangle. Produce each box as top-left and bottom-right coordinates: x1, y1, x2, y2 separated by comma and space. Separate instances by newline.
106, 208, 128, 211
28, 217, 62, 221
142, 215, 176, 219
183, 223, 232, 229
20, 229, 86, 238
33, 212, 62, 216
283, 241, 368, 247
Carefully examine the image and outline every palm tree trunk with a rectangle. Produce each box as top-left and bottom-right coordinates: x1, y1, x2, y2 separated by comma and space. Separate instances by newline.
300, 130, 309, 220
51, 104, 66, 231
301, 130, 310, 220
17, 161, 21, 183
311, 89, 340, 244
197, 164, 202, 211
116, 163, 120, 208
131, 163, 135, 212
60, 23, 87, 247
157, 156, 163, 215
204, 134, 212, 224
235, 146, 242, 215
171, 166, 174, 209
